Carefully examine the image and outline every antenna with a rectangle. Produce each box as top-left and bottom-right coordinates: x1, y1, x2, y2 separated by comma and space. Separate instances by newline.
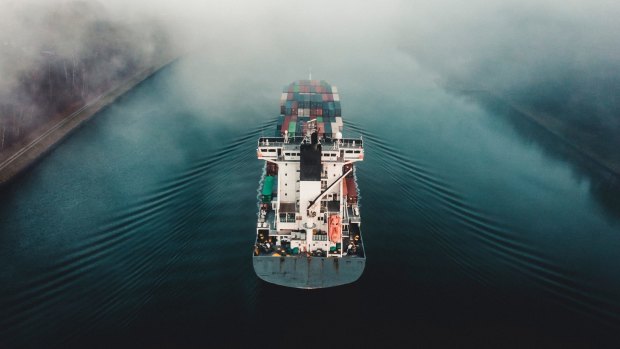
309, 67, 312, 80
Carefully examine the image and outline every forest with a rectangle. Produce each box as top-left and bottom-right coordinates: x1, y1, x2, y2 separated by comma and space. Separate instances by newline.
0, 1, 172, 154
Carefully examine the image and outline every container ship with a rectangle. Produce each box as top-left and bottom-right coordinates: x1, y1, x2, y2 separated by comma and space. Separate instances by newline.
253, 80, 365, 289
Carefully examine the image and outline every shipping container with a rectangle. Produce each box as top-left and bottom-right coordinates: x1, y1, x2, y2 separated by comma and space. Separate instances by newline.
345, 177, 357, 203
278, 81, 344, 136
288, 121, 297, 134
281, 119, 290, 134
262, 176, 274, 203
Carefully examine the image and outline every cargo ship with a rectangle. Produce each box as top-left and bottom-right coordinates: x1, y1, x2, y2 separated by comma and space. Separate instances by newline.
253, 80, 365, 289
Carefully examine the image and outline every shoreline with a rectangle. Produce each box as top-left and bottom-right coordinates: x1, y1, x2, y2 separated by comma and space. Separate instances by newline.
456, 88, 620, 178
498, 97, 620, 176
0, 55, 179, 186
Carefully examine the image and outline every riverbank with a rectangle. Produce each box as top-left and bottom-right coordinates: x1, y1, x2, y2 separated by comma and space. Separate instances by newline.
501, 98, 620, 176
0, 56, 179, 185
456, 89, 620, 178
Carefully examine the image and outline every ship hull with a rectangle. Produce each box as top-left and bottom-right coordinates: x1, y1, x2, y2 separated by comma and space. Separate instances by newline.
253, 79, 366, 289
253, 255, 365, 289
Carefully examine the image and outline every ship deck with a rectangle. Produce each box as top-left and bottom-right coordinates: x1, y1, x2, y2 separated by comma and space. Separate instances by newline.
255, 200, 365, 258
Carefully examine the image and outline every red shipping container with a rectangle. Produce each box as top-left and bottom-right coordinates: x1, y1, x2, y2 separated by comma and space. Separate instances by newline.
345, 177, 357, 202
317, 122, 325, 134
310, 108, 316, 116
317, 109, 322, 116
287, 93, 293, 100
322, 94, 329, 102
292, 101, 298, 108
281, 119, 290, 133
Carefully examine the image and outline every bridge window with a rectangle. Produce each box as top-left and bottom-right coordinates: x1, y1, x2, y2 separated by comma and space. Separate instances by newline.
286, 213, 296, 222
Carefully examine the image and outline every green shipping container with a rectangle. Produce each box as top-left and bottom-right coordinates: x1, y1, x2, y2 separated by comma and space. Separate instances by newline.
317, 116, 323, 122
262, 176, 274, 203
288, 121, 297, 134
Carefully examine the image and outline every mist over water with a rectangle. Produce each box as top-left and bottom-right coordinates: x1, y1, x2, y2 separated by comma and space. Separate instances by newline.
1, 0, 620, 347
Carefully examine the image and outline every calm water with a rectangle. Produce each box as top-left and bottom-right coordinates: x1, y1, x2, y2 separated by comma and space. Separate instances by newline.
1, 50, 619, 348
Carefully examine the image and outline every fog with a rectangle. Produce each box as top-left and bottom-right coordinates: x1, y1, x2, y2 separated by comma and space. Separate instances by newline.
398, 0, 620, 166
1, 0, 619, 169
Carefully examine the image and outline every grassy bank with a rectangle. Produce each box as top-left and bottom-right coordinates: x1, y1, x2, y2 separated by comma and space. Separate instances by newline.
0, 56, 178, 185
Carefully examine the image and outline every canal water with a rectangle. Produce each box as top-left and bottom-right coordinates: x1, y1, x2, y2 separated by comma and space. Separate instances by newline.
1, 46, 619, 347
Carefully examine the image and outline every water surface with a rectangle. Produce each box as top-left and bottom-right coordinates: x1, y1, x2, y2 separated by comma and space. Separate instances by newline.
1, 49, 619, 348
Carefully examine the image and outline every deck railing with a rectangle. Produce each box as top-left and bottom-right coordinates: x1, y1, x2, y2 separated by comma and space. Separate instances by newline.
258, 136, 363, 149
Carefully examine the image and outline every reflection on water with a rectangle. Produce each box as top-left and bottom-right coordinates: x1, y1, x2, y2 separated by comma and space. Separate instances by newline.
0, 54, 619, 348
462, 90, 620, 219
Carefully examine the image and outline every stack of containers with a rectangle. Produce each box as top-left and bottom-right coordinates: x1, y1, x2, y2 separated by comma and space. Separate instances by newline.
278, 80, 342, 137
